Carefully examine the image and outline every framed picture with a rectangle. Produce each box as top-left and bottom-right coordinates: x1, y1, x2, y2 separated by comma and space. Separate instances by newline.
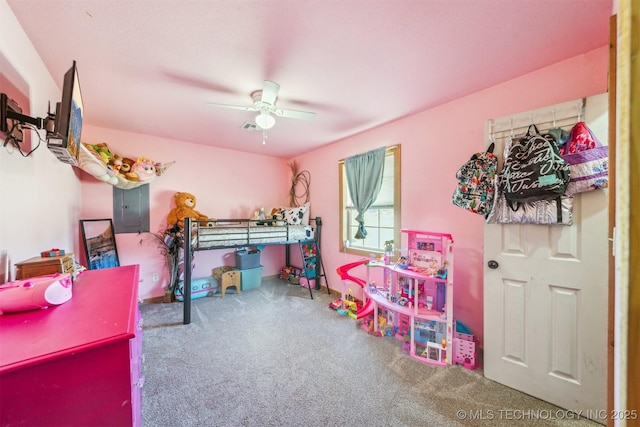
80, 219, 120, 270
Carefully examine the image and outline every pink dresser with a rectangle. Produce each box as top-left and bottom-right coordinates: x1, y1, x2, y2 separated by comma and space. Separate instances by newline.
0, 265, 142, 426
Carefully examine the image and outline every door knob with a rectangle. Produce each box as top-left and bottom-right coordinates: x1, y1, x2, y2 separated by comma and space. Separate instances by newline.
488, 260, 499, 269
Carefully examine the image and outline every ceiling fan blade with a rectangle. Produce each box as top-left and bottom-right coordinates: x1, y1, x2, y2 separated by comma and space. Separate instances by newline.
206, 102, 257, 112
261, 81, 280, 105
274, 108, 317, 120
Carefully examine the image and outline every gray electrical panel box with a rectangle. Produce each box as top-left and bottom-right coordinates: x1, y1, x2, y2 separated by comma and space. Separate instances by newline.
113, 185, 150, 233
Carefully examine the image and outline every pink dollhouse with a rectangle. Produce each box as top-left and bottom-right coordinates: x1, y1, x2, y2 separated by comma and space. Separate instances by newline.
338, 229, 478, 368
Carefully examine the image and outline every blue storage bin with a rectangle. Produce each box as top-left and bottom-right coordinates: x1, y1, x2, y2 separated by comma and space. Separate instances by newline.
235, 249, 261, 270
241, 266, 263, 291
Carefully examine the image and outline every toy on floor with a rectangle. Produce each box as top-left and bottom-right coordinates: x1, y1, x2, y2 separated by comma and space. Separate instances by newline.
356, 298, 374, 319
452, 321, 479, 370
343, 293, 362, 319
329, 298, 342, 310
335, 258, 368, 316
336, 230, 456, 367
174, 276, 219, 302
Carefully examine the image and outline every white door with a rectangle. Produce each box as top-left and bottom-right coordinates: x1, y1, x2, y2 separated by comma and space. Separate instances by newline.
484, 94, 609, 420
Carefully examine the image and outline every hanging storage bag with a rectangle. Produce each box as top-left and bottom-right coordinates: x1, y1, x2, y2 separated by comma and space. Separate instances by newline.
560, 122, 608, 195
501, 124, 570, 208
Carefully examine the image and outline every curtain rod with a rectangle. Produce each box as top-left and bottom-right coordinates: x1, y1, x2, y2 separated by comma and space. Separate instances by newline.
338, 144, 399, 164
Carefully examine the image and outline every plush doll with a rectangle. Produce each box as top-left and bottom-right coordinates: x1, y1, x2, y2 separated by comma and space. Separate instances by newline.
131, 157, 156, 181
167, 192, 210, 228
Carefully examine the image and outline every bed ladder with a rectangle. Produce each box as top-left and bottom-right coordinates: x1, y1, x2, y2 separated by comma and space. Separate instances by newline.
298, 240, 330, 298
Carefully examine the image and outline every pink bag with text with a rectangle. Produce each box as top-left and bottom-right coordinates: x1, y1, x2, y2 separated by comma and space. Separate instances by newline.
561, 122, 608, 195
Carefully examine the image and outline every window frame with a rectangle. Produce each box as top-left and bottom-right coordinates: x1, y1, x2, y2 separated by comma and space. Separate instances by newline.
338, 145, 401, 257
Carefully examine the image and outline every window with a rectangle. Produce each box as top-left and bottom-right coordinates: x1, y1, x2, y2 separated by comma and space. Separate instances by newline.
339, 145, 400, 256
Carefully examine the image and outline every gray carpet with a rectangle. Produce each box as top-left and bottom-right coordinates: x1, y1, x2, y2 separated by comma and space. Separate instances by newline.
140, 277, 600, 427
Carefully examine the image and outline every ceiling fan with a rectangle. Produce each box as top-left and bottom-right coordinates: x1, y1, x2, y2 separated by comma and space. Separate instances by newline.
207, 80, 317, 130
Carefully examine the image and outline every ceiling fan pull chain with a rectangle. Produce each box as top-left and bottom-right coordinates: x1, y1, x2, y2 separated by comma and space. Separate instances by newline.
262, 128, 268, 145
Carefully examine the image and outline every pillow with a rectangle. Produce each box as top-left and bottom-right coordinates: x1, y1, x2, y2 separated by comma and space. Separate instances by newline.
300, 202, 310, 225
281, 205, 308, 225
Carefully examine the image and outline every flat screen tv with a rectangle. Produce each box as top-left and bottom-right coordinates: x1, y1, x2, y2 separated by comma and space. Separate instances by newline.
47, 61, 83, 165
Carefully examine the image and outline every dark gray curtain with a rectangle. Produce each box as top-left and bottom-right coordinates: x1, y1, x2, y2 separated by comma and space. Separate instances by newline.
345, 147, 386, 239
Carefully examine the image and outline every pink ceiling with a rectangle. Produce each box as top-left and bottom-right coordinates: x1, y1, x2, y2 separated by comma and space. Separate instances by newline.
7, 0, 612, 158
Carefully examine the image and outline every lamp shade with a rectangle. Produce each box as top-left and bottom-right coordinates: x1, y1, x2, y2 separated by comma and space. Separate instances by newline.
255, 112, 276, 129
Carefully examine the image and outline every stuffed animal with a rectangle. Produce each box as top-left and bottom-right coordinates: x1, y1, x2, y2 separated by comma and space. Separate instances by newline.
120, 157, 138, 181
167, 192, 210, 228
85, 143, 113, 164
155, 160, 175, 176
131, 157, 156, 181
270, 208, 284, 225
108, 154, 123, 173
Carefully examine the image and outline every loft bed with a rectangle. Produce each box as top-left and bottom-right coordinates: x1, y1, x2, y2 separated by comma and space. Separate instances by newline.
191, 218, 317, 250
181, 216, 323, 324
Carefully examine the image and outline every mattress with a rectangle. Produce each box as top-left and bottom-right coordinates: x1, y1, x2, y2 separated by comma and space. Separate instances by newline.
194, 222, 315, 249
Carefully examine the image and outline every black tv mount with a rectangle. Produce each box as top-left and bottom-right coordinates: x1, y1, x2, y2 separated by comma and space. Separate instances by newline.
1, 93, 56, 136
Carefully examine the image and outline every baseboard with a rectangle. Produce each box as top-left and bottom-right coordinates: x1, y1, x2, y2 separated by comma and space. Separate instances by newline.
142, 296, 165, 304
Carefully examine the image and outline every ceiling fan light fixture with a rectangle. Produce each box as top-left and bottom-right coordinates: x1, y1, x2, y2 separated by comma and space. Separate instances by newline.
255, 112, 275, 129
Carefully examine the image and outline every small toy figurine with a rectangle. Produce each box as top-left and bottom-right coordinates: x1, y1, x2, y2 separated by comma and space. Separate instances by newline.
436, 261, 448, 279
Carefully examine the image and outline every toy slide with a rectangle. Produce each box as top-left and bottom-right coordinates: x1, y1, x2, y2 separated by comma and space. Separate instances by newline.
336, 258, 368, 288
336, 258, 371, 317
356, 298, 374, 319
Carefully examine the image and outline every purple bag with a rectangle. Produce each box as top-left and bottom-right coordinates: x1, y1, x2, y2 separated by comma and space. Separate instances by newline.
561, 122, 608, 195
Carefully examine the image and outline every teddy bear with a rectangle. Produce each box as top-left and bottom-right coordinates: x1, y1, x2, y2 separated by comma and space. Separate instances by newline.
270, 208, 284, 226
120, 157, 138, 181
270, 208, 282, 220
167, 192, 210, 228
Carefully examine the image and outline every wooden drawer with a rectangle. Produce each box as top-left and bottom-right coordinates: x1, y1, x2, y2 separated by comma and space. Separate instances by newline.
15, 253, 74, 279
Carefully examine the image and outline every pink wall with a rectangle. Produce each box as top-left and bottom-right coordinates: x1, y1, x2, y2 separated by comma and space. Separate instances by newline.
291, 47, 608, 347
1, 0, 608, 347
79, 125, 291, 299
1, 2, 82, 276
